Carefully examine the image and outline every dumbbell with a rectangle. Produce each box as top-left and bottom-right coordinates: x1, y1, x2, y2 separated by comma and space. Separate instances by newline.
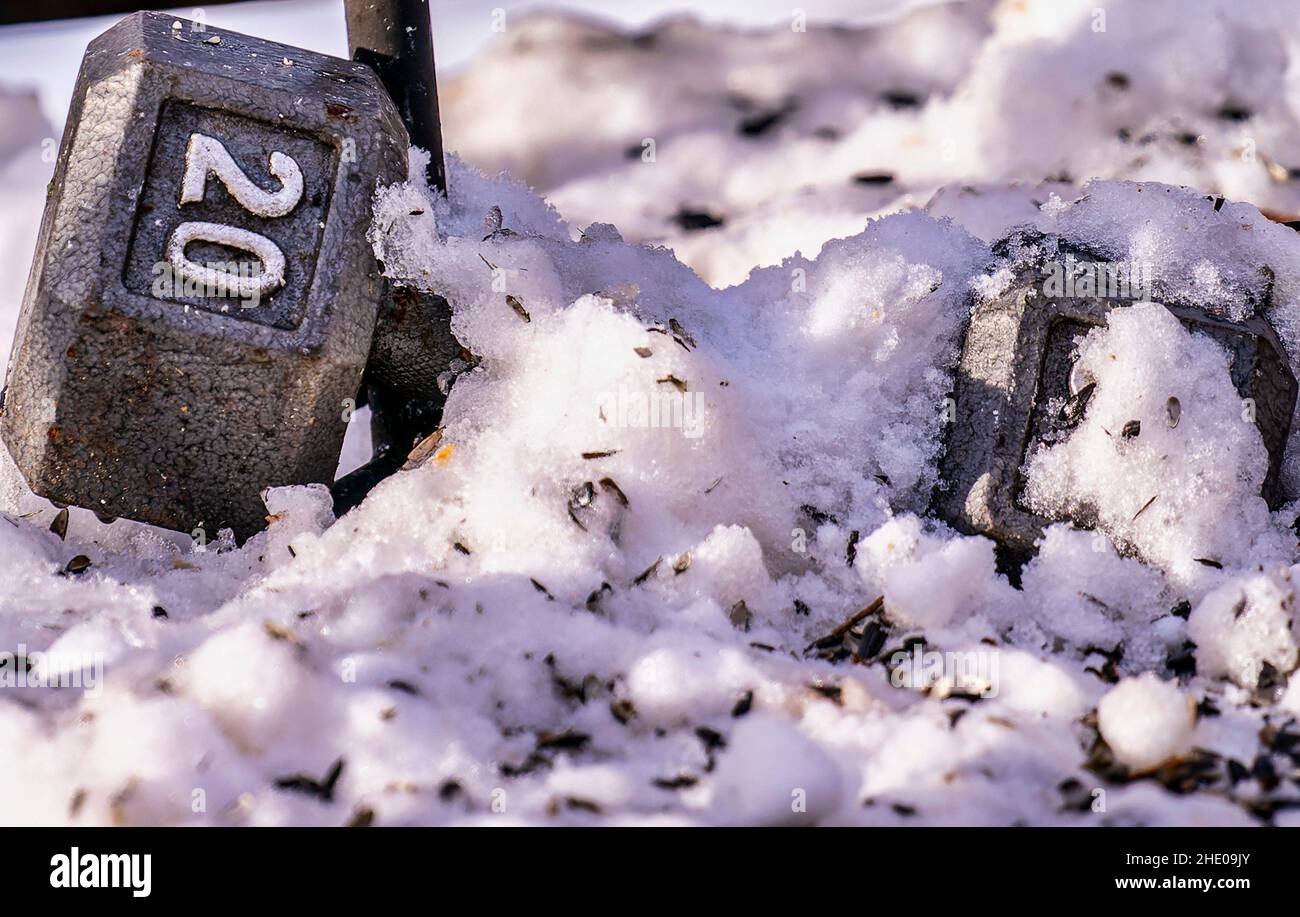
0, 6, 451, 543
936, 231, 1298, 563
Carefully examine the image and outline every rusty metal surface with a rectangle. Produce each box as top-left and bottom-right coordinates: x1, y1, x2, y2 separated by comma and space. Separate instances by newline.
0, 12, 408, 541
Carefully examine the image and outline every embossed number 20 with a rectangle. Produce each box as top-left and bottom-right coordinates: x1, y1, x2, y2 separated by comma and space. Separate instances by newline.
165, 132, 304, 300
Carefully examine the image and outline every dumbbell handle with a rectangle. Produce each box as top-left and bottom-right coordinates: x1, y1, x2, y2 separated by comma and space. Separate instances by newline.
334, 1, 453, 519
344, 0, 446, 192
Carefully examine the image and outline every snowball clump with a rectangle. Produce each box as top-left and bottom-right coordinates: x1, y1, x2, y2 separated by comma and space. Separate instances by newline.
1188, 569, 1299, 688
1098, 674, 1195, 772
854, 515, 1001, 630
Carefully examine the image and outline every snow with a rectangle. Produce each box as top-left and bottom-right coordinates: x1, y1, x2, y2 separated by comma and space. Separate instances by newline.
856, 515, 1002, 630
1022, 301, 1285, 589
710, 714, 844, 825
1189, 570, 1299, 689
1098, 674, 1195, 773
5, 0, 1300, 826
447, 0, 1300, 288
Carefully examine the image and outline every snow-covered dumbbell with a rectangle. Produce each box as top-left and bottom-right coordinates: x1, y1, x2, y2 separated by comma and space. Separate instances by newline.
937, 230, 1297, 561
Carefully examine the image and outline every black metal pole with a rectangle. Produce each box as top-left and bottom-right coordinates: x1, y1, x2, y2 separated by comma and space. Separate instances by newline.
344, 0, 447, 193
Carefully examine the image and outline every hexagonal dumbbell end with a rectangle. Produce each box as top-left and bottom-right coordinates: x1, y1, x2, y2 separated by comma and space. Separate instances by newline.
936, 232, 1297, 559
0, 12, 408, 541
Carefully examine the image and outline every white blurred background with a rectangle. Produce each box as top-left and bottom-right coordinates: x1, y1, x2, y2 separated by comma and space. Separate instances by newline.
0, 0, 942, 127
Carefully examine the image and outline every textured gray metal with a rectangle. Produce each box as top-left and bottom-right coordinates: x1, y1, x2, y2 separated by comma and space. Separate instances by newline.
0, 11, 408, 541
366, 283, 460, 402
329, 282, 460, 513
936, 232, 1297, 557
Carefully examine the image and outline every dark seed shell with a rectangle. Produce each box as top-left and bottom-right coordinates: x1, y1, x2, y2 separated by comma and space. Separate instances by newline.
598, 477, 629, 507
1166, 396, 1181, 428
505, 294, 531, 322
49, 508, 68, 541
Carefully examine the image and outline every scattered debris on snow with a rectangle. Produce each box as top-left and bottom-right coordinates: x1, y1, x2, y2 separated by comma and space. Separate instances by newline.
5, 1, 1300, 826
